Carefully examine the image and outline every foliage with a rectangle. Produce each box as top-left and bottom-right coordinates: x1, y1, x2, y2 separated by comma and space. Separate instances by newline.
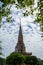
0, 4, 11, 27
0, 54, 43, 65
6, 52, 39, 65
0, 57, 5, 65
35, 0, 43, 32
0, 41, 2, 55
25, 55, 38, 65
6, 52, 25, 65
37, 59, 43, 65
0, 52, 43, 65
17, 0, 34, 8
0, 0, 15, 6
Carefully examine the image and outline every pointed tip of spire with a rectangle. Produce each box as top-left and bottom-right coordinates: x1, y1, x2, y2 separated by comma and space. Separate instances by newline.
19, 22, 22, 36
18, 22, 23, 42
20, 22, 21, 28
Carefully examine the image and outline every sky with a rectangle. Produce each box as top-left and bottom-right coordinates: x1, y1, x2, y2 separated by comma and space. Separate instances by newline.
0, 2, 43, 59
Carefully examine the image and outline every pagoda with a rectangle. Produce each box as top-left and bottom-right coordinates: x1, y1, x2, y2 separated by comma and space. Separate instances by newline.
15, 23, 32, 55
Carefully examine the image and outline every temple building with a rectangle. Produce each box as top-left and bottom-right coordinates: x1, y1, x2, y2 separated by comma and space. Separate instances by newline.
15, 23, 32, 55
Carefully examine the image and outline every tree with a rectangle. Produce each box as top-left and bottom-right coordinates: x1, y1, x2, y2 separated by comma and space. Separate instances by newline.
36, 59, 43, 65
0, 57, 5, 65
25, 55, 38, 65
6, 52, 25, 65
35, 0, 43, 37
0, 41, 2, 55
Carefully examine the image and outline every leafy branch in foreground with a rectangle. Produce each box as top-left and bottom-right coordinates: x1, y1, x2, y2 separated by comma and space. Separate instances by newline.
0, 41, 2, 55
35, 0, 43, 32
0, 3, 12, 27
0, 0, 43, 34
0, 0, 34, 26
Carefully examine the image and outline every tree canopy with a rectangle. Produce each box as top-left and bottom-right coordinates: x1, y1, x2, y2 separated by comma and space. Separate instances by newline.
6, 52, 38, 65
0, 0, 43, 33
35, 0, 43, 32
6, 52, 25, 65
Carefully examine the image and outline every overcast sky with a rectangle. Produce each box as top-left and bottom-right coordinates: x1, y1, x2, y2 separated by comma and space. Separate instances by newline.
0, 2, 43, 59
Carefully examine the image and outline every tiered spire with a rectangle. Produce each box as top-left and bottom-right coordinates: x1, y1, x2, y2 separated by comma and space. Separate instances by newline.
15, 23, 32, 55
15, 23, 25, 53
